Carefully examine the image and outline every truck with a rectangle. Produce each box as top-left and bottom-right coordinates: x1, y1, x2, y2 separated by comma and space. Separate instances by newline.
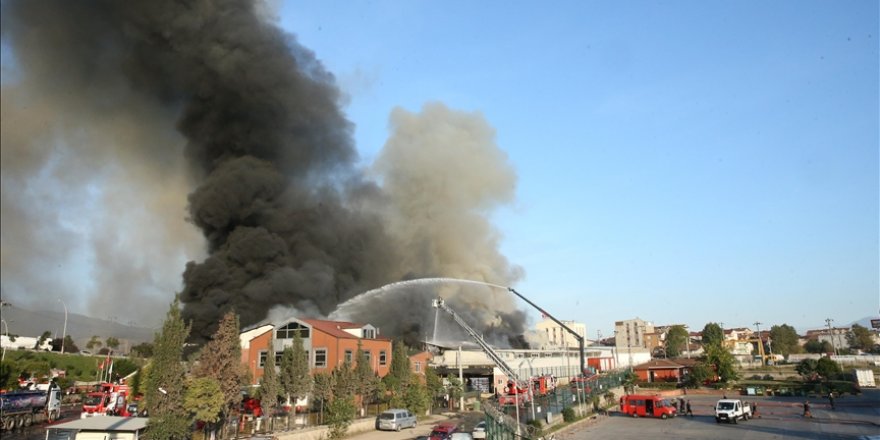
0, 382, 62, 431
81, 382, 131, 418
714, 398, 752, 424
853, 369, 876, 388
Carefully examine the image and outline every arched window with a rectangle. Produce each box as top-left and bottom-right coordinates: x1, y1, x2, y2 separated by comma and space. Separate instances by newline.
276, 322, 310, 339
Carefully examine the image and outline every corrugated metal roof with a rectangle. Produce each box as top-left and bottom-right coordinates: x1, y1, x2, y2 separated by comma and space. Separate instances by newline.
48, 416, 149, 432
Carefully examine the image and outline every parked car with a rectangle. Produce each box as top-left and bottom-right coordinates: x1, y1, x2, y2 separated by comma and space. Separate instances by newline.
429, 422, 460, 440
472, 421, 487, 439
375, 408, 417, 431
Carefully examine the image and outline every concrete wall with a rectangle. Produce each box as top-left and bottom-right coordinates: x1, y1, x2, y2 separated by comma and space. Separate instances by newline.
274, 417, 377, 440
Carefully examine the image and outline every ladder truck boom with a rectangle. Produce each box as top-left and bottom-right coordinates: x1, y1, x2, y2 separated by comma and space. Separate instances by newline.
432, 297, 528, 388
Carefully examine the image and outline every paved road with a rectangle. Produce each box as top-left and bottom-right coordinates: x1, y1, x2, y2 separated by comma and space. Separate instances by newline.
557, 391, 880, 440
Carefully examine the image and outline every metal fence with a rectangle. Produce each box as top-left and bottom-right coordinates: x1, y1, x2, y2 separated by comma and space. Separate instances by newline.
483, 370, 628, 439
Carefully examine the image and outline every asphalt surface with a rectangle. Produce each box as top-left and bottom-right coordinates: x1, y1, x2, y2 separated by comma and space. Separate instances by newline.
557, 390, 880, 440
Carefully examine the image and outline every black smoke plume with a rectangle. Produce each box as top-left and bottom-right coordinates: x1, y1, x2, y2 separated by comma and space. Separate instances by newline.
1, 0, 524, 346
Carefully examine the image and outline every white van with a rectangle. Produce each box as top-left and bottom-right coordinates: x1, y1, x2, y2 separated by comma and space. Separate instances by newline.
376, 408, 417, 431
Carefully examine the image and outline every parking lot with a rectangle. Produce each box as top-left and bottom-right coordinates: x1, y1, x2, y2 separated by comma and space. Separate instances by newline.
558, 391, 880, 440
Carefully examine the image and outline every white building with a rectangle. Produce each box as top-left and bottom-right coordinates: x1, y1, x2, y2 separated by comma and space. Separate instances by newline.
615, 318, 654, 350
535, 316, 586, 349
0, 335, 52, 351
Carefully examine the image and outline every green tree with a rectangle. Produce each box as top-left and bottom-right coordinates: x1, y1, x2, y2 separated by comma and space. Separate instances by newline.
279, 330, 312, 412
621, 369, 638, 394
36, 331, 53, 350
145, 299, 191, 440
326, 359, 357, 439
105, 337, 120, 351
131, 342, 154, 358
326, 395, 356, 439
62, 335, 79, 353
424, 366, 444, 409
383, 341, 411, 404
665, 325, 688, 358
353, 342, 378, 413
0, 360, 19, 388
259, 338, 280, 421
403, 375, 430, 416
444, 374, 463, 408
192, 311, 244, 420
313, 372, 333, 424
704, 343, 738, 383
130, 368, 143, 397
815, 357, 841, 379
795, 358, 818, 379
701, 323, 724, 347
86, 335, 103, 351
804, 340, 833, 354
769, 324, 801, 356
184, 377, 224, 425
111, 358, 139, 380
685, 362, 712, 388
847, 324, 875, 351
332, 359, 356, 400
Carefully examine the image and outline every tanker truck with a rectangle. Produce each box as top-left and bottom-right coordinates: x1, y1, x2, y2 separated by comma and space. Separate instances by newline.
0, 382, 62, 431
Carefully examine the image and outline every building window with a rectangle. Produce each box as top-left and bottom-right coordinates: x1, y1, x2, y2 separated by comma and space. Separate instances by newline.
276, 322, 310, 339
415, 361, 422, 373
379, 350, 387, 366
363, 328, 375, 339
364, 350, 371, 364
258, 351, 282, 368
314, 349, 327, 368
345, 349, 353, 363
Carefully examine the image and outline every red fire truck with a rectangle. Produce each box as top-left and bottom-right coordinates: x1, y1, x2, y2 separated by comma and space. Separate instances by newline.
81, 383, 131, 418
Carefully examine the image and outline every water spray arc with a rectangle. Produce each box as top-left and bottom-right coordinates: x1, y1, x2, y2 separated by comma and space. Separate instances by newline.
333, 277, 587, 375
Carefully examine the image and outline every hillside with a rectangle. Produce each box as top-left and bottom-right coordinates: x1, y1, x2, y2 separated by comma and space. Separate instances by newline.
0, 305, 155, 352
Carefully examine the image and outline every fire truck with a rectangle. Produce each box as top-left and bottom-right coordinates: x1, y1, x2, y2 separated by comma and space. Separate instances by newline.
81, 383, 131, 418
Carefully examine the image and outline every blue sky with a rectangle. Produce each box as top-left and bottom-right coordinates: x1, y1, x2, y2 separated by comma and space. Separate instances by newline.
278, 1, 878, 337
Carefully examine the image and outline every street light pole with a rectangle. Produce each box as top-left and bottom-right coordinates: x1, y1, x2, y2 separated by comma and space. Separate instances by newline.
1, 319, 9, 362
58, 298, 68, 354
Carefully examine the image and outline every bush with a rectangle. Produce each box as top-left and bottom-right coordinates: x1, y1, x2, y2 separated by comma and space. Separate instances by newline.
526, 419, 544, 436
562, 407, 576, 422
762, 374, 774, 381
750, 375, 762, 380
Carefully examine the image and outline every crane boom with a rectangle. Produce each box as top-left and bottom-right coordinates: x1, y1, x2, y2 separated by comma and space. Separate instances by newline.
432, 297, 528, 387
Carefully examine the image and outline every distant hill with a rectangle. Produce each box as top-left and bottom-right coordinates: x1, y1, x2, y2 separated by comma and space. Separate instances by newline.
0, 305, 155, 353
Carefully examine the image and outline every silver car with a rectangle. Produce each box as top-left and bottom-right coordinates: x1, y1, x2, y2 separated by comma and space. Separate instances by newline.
376, 408, 417, 431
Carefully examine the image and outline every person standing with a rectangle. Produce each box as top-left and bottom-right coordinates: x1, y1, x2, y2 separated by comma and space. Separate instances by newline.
803, 400, 812, 418
828, 392, 836, 410
686, 400, 693, 417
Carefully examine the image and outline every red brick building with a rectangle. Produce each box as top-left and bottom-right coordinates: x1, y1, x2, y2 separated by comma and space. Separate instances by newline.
240, 317, 393, 385
633, 358, 698, 383
409, 351, 434, 382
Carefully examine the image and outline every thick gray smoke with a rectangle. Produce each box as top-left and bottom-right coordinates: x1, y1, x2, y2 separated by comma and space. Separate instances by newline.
1, 0, 524, 346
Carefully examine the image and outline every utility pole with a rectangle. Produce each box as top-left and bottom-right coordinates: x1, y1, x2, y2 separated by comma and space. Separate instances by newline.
58, 298, 68, 354
825, 318, 838, 356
